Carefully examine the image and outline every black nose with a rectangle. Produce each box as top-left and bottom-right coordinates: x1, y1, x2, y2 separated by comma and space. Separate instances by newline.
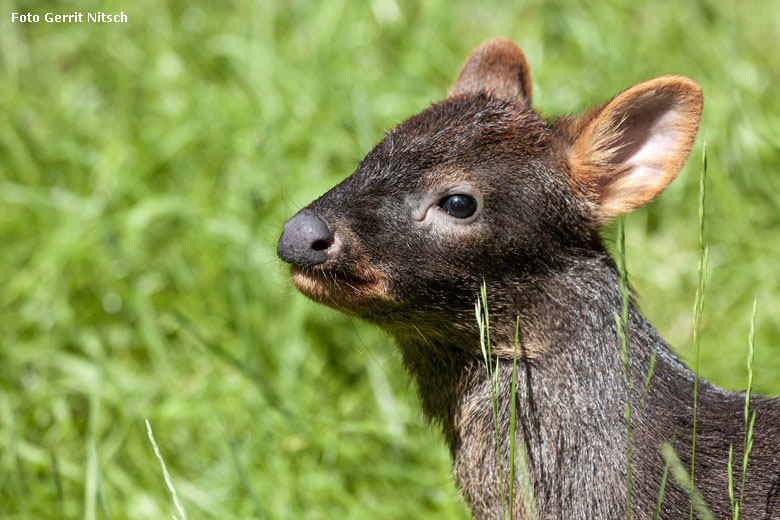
277, 212, 334, 267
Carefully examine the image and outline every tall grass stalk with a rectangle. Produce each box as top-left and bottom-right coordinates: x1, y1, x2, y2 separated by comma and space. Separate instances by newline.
728, 444, 736, 515
690, 143, 709, 520
508, 317, 538, 520
145, 419, 188, 520
729, 298, 758, 519
641, 349, 657, 407
661, 443, 714, 520
652, 452, 671, 520
476, 282, 507, 519
614, 216, 633, 519
508, 317, 519, 520
477, 284, 538, 520
515, 430, 538, 520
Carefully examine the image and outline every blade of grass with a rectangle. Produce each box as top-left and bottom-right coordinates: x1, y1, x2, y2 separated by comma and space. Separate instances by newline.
661, 443, 714, 520
145, 419, 188, 520
509, 315, 538, 520
93, 438, 109, 520
615, 216, 632, 520
690, 142, 709, 520
641, 349, 657, 408
728, 444, 736, 517
652, 451, 671, 520
509, 317, 518, 520
515, 440, 537, 520
739, 412, 756, 514
476, 282, 507, 520
737, 298, 758, 516
2, 397, 29, 515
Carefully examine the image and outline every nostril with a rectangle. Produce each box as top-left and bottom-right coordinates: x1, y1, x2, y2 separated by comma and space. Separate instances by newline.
311, 237, 334, 251
277, 211, 335, 267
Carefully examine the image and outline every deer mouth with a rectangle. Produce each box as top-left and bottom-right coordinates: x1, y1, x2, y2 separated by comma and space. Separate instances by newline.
290, 264, 390, 310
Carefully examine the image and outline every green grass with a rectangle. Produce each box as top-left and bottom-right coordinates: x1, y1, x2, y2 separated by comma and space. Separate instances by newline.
728, 298, 758, 520
476, 286, 536, 520
475, 283, 507, 518
690, 142, 710, 520
661, 443, 713, 520
144, 419, 187, 520
614, 216, 633, 519
1, 0, 780, 518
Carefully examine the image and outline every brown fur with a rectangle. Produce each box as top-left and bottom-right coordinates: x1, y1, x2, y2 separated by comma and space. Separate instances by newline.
449, 37, 533, 105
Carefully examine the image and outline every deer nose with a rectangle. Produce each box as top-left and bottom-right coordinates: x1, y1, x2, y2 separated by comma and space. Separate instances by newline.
277, 212, 334, 267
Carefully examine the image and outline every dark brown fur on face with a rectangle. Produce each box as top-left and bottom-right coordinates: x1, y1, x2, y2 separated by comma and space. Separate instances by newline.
277, 37, 780, 519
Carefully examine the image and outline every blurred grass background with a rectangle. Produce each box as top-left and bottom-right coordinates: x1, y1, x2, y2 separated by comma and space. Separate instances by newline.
1, 0, 779, 518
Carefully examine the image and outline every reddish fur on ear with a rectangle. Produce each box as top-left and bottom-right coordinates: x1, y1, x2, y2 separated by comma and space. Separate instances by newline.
565, 76, 703, 221
448, 37, 532, 105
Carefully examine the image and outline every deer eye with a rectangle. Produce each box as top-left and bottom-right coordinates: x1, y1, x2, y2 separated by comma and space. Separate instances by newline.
439, 194, 477, 219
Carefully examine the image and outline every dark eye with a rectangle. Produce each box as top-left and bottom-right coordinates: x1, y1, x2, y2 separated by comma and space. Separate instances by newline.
439, 194, 477, 219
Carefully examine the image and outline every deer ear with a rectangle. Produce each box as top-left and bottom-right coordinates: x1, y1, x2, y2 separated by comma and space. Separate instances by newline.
448, 37, 532, 106
568, 76, 703, 220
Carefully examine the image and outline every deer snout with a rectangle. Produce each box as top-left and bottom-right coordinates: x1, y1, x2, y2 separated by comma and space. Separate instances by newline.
277, 211, 335, 267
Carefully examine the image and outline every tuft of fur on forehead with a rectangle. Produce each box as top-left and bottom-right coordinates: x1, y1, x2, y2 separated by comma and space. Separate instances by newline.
370, 94, 552, 175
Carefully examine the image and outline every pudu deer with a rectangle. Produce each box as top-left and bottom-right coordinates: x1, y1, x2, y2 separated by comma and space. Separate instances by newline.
277, 38, 780, 519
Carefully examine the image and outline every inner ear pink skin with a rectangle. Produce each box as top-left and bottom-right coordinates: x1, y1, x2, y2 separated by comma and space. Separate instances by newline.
567, 76, 703, 220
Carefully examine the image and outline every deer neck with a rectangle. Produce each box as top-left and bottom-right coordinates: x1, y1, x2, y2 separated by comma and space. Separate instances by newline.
394, 255, 669, 518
